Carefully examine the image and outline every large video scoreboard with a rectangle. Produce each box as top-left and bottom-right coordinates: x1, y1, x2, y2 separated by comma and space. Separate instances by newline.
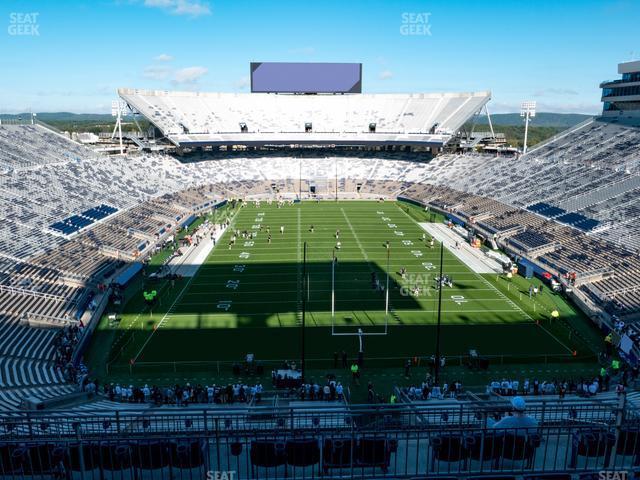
250, 62, 362, 94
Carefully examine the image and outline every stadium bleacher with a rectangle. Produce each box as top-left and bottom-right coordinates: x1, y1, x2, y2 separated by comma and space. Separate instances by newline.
0, 118, 638, 429
118, 88, 491, 146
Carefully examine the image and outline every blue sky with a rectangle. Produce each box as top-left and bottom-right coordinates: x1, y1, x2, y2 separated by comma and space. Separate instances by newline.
1, 0, 638, 114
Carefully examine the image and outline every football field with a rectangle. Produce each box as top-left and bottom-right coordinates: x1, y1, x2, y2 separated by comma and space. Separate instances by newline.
99, 201, 591, 373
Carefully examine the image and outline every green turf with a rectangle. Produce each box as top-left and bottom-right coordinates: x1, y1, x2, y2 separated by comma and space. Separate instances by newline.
86, 201, 600, 379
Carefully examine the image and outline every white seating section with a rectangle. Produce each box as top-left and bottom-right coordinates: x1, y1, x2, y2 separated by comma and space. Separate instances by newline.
1, 119, 640, 409
118, 88, 490, 145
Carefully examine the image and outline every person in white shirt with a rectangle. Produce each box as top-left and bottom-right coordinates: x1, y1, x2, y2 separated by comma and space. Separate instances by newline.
491, 380, 500, 393
501, 379, 509, 395
430, 385, 442, 399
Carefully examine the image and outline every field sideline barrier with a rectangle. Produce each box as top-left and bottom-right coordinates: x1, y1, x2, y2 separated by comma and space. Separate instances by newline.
106, 351, 585, 377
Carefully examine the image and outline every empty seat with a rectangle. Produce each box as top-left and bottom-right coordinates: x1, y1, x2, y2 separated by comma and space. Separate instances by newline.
499, 433, 541, 469
286, 439, 320, 467
569, 430, 616, 469
431, 434, 470, 471
132, 440, 170, 470
357, 437, 391, 473
323, 438, 354, 473
250, 440, 286, 477
170, 440, 205, 469
98, 442, 132, 471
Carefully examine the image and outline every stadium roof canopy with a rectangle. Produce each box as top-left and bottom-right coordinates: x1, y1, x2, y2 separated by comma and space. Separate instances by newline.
118, 88, 490, 148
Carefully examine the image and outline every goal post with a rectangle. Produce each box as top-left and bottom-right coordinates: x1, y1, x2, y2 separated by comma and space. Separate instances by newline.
330, 244, 390, 337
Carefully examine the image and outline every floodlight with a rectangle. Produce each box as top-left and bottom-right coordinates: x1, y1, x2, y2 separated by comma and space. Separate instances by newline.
520, 101, 537, 117
520, 101, 537, 153
111, 100, 128, 117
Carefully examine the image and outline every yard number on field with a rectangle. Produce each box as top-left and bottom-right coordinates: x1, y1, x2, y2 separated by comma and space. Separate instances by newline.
217, 300, 232, 311
422, 262, 435, 270
226, 280, 240, 290
402, 240, 413, 246
411, 250, 423, 257
451, 295, 467, 305
233, 264, 246, 273
239, 252, 251, 259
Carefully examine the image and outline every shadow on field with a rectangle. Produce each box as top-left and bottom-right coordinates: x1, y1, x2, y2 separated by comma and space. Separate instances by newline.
84, 258, 584, 374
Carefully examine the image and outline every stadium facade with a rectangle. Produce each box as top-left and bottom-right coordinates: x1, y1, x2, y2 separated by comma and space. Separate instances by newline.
602, 60, 640, 118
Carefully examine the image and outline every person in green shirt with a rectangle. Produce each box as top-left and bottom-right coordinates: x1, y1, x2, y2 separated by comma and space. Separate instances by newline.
351, 363, 360, 385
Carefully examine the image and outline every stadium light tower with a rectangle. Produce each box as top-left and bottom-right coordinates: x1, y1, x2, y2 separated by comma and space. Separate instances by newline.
520, 101, 536, 154
111, 99, 127, 155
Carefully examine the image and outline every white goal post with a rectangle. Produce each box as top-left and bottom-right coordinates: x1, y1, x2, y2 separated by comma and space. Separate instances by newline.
330, 246, 390, 337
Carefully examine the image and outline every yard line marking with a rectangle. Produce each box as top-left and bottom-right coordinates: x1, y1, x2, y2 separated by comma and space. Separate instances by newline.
475, 271, 574, 354
394, 202, 574, 354
132, 269, 199, 363
340, 208, 369, 262
296, 207, 303, 325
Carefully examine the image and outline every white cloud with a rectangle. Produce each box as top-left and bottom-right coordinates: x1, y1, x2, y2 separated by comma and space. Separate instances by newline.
143, 65, 172, 80
154, 53, 173, 62
535, 101, 601, 114
143, 0, 211, 17
173, 66, 208, 84
533, 88, 579, 97
379, 70, 394, 80
489, 101, 600, 115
